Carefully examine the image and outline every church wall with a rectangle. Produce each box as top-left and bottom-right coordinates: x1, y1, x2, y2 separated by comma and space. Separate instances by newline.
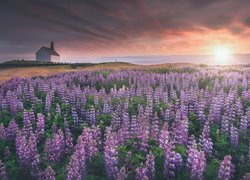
36, 49, 51, 62
51, 55, 60, 63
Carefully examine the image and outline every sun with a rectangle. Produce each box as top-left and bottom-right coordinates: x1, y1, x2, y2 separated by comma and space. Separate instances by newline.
213, 46, 231, 64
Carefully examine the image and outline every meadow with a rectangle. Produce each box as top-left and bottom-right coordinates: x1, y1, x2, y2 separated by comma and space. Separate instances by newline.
0, 64, 249, 180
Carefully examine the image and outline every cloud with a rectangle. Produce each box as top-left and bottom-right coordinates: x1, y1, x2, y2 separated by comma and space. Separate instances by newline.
0, 0, 250, 62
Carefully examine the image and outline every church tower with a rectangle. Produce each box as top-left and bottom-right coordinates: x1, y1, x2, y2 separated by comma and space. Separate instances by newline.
50, 41, 55, 50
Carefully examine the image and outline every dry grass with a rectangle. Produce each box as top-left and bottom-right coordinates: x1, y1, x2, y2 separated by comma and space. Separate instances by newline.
0, 63, 137, 83
0, 62, 195, 84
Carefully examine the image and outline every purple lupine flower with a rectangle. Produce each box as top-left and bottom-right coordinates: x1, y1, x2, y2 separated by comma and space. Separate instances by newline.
51, 123, 58, 134
145, 152, 155, 179
44, 129, 65, 163
164, 109, 171, 122
27, 132, 38, 161
29, 108, 35, 122
240, 115, 248, 135
36, 113, 45, 139
103, 99, 111, 114
67, 134, 86, 180
117, 112, 131, 144
87, 106, 96, 125
67, 152, 82, 180
0, 124, 6, 141
43, 166, 56, 180
230, 125, 239, 148
45, 93, 52, 112
172, 115, 188, 146
164, 148, 183, 178
64, 119, 74, 153
15, 131, 38, 168
47, 112, 51, 121
15, 131, 28, 167
22, 109, 33, 137
199, 121, 213, 157
0, 160, 7, 180
159, 123, 170, 150
150, 112, 159, 141
218, 155, 235, 180
71, 107, 79, 127
31, 154, 41, 178
221, 114, 230, 134
135, 166, 149, 180
56, 103, 61, 116
140, 128, 149, 152
104, 127, 119, 179
116, 167, 128, 180
187, 134, 198, 150
187, 147, 206, 180
81, 126, 100, 159
6, 120, 18, 140
130, 115, 138, 136
154, 88, 160, 106
235, 98, 244, 119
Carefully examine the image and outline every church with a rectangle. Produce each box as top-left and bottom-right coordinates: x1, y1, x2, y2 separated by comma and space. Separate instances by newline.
36, 41, 60, 62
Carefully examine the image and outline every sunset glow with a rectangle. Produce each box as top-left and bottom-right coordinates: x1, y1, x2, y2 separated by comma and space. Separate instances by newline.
0, 1, 250, 64
213, 46, 232, 64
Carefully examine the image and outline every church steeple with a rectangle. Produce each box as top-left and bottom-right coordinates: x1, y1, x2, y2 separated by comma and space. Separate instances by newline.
50, 41, 55, 50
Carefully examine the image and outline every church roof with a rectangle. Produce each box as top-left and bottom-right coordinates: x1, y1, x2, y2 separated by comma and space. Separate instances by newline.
36, 47, 60, 56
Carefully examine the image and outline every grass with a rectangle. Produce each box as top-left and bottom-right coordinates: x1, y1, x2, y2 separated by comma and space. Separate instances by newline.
0, 61, 137, 83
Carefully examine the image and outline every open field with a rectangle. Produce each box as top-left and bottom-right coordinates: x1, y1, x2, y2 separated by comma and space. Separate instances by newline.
0, 62, 199, 84
0, 62, 138, 83
0, 63, 249, 179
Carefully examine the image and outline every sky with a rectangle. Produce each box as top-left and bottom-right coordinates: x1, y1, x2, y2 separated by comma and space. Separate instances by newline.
0, 0, 250, 64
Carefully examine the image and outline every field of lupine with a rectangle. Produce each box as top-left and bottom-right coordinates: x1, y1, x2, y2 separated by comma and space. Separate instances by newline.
0, 66, 249, 180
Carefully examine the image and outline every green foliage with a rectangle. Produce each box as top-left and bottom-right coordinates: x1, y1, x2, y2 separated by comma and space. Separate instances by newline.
118, 138, 145, 166
174, 145, 187, 159
87, 153, 106, 178
15, 111, 23, 127
204, 159, 220, 180
86, 95, 95, 108
210, 124, 230, 159
52, 156, 70, 180
148, 140, 165, 180
188, 112, 201, 138
129, 96, 147, 115
199, 77, 213, 90
175, 169, 189, 180
237, 85, 243, 96
22, 98, 32, 110
97, 114, 112, 134
0, 110, 11, 127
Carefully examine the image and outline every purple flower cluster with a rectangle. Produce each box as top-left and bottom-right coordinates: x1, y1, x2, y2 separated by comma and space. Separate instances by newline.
15, 131, 38, 168
199, 121, 213, 157
164, 148, 183, 178
44, 129, 65, 163
135, 152, 155, 180
0, 66, 249, 179
80, 126, 100, 159
218, 155, 235, 180
187, 146, 206, 180
104, 127, 119, 179
67, 133, 86, 180
230, 125, 239, 148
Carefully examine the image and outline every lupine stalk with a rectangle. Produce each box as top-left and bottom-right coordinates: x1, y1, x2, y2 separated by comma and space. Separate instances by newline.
218, 155, 235, 180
